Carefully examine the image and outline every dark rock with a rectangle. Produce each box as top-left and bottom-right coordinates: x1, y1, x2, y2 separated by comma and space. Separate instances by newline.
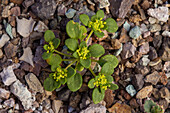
152, 88, 161, 99
109, 0, 135, 18
159, 99, 168, 110
131, 51, 142, 63
32, 63, 41, 76
104, 89, 115, 108
144, 71, 161, 85
57, 4, 67, 16
50, 19, 58, 30
149, 46, 158, 60
132, 74, 144, 91
58, 89, 71, 101
31, 0, 57, 20
130, 98, 139, 108
159, 87, 169, 99
135, 65, 150, 76
69, 92, 81, 108
22, 0, 35, 8
22, 37, 29, 48
60, 18, 70, 31
4, 42, 18, 58
111, 39, 122, 50
153, 35, 162, 50
21, 62, 33, 72
14, 69, 26, 84
121, 42, 136, 59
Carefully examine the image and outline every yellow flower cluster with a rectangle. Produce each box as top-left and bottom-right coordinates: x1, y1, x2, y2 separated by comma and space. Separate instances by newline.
93, 74, 110, 90
76, 46, 90, 59
47, 41, 55, 53
53, 67, 67, 81
88, 18, 106, 32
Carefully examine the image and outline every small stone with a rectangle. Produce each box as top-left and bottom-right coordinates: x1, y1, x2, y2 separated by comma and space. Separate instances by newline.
159, 87, 169, 99
139, 42, 149, 54
34, 21, 48, 32
126, 85, 136, 97
57, 4, 67, 16
162, 31, 170, 37
149, 24, 161, 32
69, 92, 81, 108
132, 74, 144, 91
1, 5, 11, 18
140, 24, 148, 34
0, 34, 10, 48
148, 17, 157, 24
10, 0, 23, 5
25, 73, 43, 93
3, 98, 15, 108
50, 19, 58, 30
12, 28, 17, 38
80, 103, 106, 113
65, 8, 77, 18
149, 58, 161, 66
141, 55, 150, 66
114, 44, 123, 56
0, 49, 3, 59
159, 99, 168, 110
131, 51, 142, 63
111, 39, 121, 49
52, 100, 63, 113
144, 71, 161, 85
4, 42, 18, 58
129, 26, 141, 39
10, 6, 20, 16
123, 21, 130, 31
58, 89, 71, 101
153, 35, 162, 50
119, 28, 130, 43
163, 61, 170, 73
147, 7, 169, 22
104, 89, 115, 108
121, 42, 136, 59
10, 80, 34, 110
95, 0, 110, 8
149, 46, 158, 60
108, 103, 131, 113
4, 20, 13, 39
141, 0, 150, 10
130, 98, 139, 108
0, 65, 17, 86
42, 99, 51, 110
0, 88, 10, 99
22, 0, 35, 8
135, 65, 150, 75
19, 47, 34, 67
136, 85, 153, 99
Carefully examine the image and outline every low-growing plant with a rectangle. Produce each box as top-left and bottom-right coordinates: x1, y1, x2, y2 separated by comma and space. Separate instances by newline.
42, 10, 119, 104
144, 100, 164, 113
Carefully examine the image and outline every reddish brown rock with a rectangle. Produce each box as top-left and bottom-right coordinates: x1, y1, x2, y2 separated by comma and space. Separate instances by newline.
10, 0, 23, 5
119, 28, 130, 43
104, 89, 115, 108
108, 102, 131, 113
111, 39, 122, 50
136, 85, 153, 99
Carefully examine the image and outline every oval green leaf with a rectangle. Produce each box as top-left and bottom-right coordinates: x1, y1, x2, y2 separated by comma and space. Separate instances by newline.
88, 78, 95, 89
42, 52, 52, 60
92, 88, 105, 104
108, 83, 119, 90
101, 62, 115, 76
105, 18, 118, 33
76, 63, 84, 71
67, 67, 76, 78
44, 30, 55, 42
105, 75, 113, 83
96, 10, 104, 19
94, 31, 104, 38
89, 44, 105, 57
47, 54, 62, 66
79, 14, 89, 26
65, 38, 78, 51
80, 58, 91, 68
52, 38, 60, 49
44, 77, 61, 91
98, 55, 118, 68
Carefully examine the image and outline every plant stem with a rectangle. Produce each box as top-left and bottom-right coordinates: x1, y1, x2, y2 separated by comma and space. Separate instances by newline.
54, 50, 73, 57
62, 59, 76, 61
65, 59, 77, 70
89, 67, 97, 77
86, 30, 93, 43
91, 59, 98, 62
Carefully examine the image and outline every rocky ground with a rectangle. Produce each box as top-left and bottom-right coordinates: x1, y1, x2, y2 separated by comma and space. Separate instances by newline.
0, 0, 169, 113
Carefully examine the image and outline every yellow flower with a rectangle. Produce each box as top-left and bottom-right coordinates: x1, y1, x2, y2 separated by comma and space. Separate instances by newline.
88, 18, 107, 32
76, 46, 90, 59
53, 67, 67, 81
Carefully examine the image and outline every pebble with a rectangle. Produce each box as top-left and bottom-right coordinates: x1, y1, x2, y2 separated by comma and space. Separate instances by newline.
80, 103, 106, 113
96, 0, 110, 8
111, 39, 122, 49
4, 20, 13, 39
132, 74, 144, 91
149, 46, 158, 60
34, 21, 48, 32
52, 100, 63, 113
139, 42, 149, 54
42, 99, 51, 110
25, 73, 44, 93
50, 19, 58, 30
149, 24, 161, 32
0, 34, 10, 48
123, 21, 130, 31
121, 42, 136, 59
144, 71, 161, 85
65, 8, 77, 18
149, 58, 161, 66
58, 89, 71, 101
0, 65, 17, 86
148, 17, 157, 24
136, 85, 153, 99
153, 35, 162, 50
141, 55, 150, 66
4, 42, 18, 58
119, 28, 130, 43
69, 92, 81, 108
130, 98, 139, 108
22, 0, 35, 8
0, 88, 10, 99
3, 98, 15, 108
104, 89, 114, 108
129, 26, 141, 39
10, 6, 21, 16
159, 87, 169, 99
12, 28, 16, 38
1, 5, 11, 18
10, 80, 34, 110
0, 49, 3, 58
108, 103, 131, 113
162, 31, 170, 37
147, 6, 169, 22
10, 0, 23, 5
163, 61, 170, 73
159, 99, 169, 110
140, 24, 148, 34
126, 85, 137, 97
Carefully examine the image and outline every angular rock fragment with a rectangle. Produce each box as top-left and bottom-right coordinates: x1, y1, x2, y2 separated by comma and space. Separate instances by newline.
3, 98, 15, 108
108, 102, 131, 113
0, 88, 10, 99
4, 42, 18, 58
139, 42, 149, 54
132, 74, 144, 90
144, 71, 161, 85
0, 34, 10, 48
121, 42, 136, 59
34, 21, 48, 32
149, 46, 158, 60
136, 85, 153, 99
80, 103, 106, 113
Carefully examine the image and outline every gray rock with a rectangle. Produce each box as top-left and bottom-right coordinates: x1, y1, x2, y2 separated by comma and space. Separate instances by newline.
123, 21, 130, 32
153, 35, 162, 50
3, 98, 15, 108
0, 88, 10, 99
80, 103, 106, 113
139, 42, 149, 54
50, 19, 58, 30
3, 20, 13, 39
95, 0, 110, 8
31, 0, 57, 19
121, 42, 136, 59
10, 80, 34, 110
57, 4, 67, 16
129, 26, 141, 39
25, 73, 43, 93
144, 71, 161, 85
132, 74, 144, 91
147, 7, 169, 22
4, 42, 18, 58
0, 34, 10, 48
42, 99, 51, 110
109, 0, 135, 18
149, 24, 161, 32
22, 0, 35, 8
162, 31, 170, 37
65, 8, 77, 18
149, 46, 158, 60
34, 21, 48, 32
140, 24, 148, 34
159, 87, 169, 99
141, 55, 150, 66
58, 89, 71, 101
126, 85, 136, 97
148, 17, 157, 24
52, 100, 63, 113
135, 65, 150, 76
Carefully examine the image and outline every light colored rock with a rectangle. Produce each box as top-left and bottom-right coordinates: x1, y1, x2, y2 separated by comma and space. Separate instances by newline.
149, 24, 161, 32
0, 88, 10, 99
139, 42, 149, 54
126, 85, 136, 97
129, 26, 141, 39
52, 100, 63, 113
19, 47, 34, 67
3, 98, 15, 108
148, 17, 157, 24
163, 61, 170, 73
121, 42, 136, 59
10, 80, 34, 110
2, 5, 11, 18
65, 8, 77, 18
136, 85, 153, 99
144, 71, 161, 85
141, 55, 150, 66
16, 17, 36, 37
0, 49, 3, 58
147, 7, 169, 22
95, 0, 110, 8
25, 73, 43, 93
80, 103, 106, 113
0, 34, 10, 48
162, 31, 170, 37
34, 21, 48, 32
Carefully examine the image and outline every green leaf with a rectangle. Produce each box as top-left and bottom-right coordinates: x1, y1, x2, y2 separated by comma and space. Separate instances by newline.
105, 18, 118, 33
80, 26, 87, 40
76, 63, 84, 71
94, 31, 104, 38
67, 67, 76, 78
105, 75, 113, 83
91, 15, 97, 22
65, 39, 78, 51
42, 52, 52, 60
60, 78, 67, 85
67, 73, 83, 92
73, 51, 79, 58
47, 54, 62, 66
88, 78, 95, 89
79, 41, 87, 48
44, 77, 61, 91
44, 30, 55, 42
96, 10, 104, 19
144, 100, 157, 113
66, 20, 82, 39
43, 44, 48, 50
80, 58, 91, 68
89, 44, 105, 57
98, 55, 118, 68
92, 88, 105, 104
79, 14, 89, 26
101, 62, 115, 76
52, 38, 60, 49
108, 83, 119, 90
49, 73, 54, 78
51, 65, 60, 72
